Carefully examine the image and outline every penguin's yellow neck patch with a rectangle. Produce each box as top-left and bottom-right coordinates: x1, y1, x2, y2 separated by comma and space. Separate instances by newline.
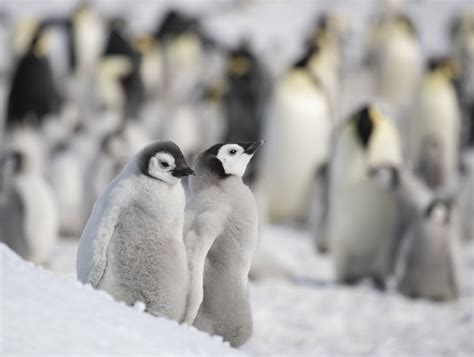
33, 34, 48, 57
369, 107, 383, 125
229, 56, 251, 76
134, 35, 155, 53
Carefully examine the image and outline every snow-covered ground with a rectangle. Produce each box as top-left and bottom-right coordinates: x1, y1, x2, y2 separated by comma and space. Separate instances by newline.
1, 243, 243, 355
10, 225, 474, 356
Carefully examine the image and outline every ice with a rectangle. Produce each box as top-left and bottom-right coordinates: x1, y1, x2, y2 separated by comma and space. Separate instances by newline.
0, 243, 244, 355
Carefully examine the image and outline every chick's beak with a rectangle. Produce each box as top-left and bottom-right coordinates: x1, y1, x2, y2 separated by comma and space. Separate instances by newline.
243, 140, 265, 154
172, 167, 195, 178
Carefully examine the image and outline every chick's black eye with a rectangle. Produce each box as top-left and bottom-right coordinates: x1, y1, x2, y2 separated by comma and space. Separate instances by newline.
160, 161, 169, 168
229, 149, 237, 155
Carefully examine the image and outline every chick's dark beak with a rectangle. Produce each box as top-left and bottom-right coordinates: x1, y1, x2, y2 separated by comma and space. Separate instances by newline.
172, 166, 195, 178
242, 140, 265, 154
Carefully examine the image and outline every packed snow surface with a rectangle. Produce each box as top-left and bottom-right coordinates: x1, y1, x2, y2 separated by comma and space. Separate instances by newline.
245, 226, 474, 356
0, 243, 243, 355
5, 225, 473, 356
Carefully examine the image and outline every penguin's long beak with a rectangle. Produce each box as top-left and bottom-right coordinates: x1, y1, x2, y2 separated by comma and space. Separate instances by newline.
241, 140, 265, 155
172, 167, 195, 178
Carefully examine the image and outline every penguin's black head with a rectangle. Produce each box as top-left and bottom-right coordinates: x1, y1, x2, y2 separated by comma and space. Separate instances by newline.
139, 141, 194, 185
28, 23, 50, 57
155, 9, 200, 41
200, 141, 264, 179
293, 42, 320, 69
103, 17, 135, 57
354, 105, 375, 148
426, 56, 458, 80
395, 14, 417, 36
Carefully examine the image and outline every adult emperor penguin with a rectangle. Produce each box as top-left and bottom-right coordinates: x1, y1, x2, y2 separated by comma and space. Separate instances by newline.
450, 10, 474, 151
407, 57, 461, 191
397, 199, 459, 301
328, 105, 402, 289
258, 45, 332, 223
223, 42, 269, 183
98, 17, 145, 119
7, 22, 61, 128
76, 141, 194, 321
183, 141, 263, 347
155, 10, 205, 100
370, 14, 422, 110
0, 149, 59, 264
66, 2, 105, 78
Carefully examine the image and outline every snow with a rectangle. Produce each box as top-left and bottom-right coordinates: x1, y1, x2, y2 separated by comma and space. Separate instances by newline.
245, 226, 474, 356
0, 243, 244, 356
6, 225, 473, 356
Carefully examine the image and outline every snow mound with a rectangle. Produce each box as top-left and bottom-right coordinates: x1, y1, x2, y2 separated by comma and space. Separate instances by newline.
0, 244, 244, 356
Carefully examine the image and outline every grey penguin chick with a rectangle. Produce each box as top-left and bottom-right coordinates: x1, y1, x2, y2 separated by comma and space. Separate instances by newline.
183, 141, 263, 347
397, 199, 459, 302
76, 140, 194, 321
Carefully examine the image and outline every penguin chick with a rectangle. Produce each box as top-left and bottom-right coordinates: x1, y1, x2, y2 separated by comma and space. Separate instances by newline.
328, 105, 402, 289
397, 199, 459, 302
183, 141, 263, 347
0, 150, 58, 264
77, 141, 194, 321
7, 23, 61, 127
408, 56, 461, 190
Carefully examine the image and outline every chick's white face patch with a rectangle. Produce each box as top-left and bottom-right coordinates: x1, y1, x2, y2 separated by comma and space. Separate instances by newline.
217, 144, 252, 177
148, 152, 178, 185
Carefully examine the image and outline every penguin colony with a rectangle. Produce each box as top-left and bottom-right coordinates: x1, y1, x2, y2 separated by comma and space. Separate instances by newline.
1, 1, 473, 348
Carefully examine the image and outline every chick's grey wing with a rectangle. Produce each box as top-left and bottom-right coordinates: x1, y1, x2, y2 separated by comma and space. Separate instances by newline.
183, 205, 231, 324
77, 190, 125, 287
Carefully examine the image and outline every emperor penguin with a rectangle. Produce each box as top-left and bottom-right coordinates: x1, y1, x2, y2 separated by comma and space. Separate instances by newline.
7, 22, 61, 128
222, 43, 269, 183
98, 18, 145, 119
66, 3, 105, 78
48, 140, 86, 237
328, 105, 402, 289
397, 199, 459, 301
450, 10, 474, 151
407, 57, 461, 191
133, 34, 164, 100
258, 45, 332, 223
370, 14, 422, 110
0, 150, 58, 265
306, 13, 345, 121
459, 150, 474, 240
183, 141, 263, 347
155, 10, 205, 101
76, 141, 194, 321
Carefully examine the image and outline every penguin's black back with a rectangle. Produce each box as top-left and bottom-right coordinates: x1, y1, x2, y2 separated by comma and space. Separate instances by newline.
7, 43, 60, 126
103, 20, 145, 118
354, 106, 374, 148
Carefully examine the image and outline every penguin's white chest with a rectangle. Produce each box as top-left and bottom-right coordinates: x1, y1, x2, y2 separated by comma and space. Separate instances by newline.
15, 174, 58, 264
262, 76, 331, 220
